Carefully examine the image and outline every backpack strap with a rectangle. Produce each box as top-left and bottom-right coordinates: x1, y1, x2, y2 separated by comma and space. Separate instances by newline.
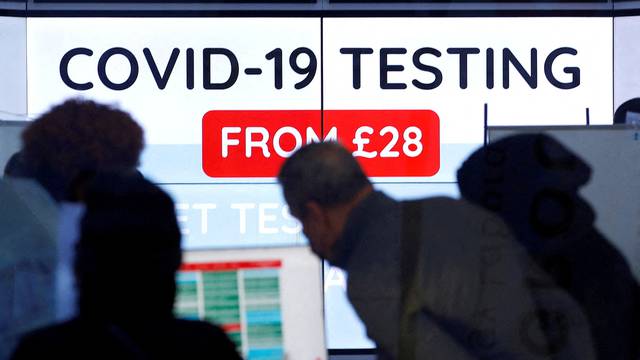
398, 200, 423, 360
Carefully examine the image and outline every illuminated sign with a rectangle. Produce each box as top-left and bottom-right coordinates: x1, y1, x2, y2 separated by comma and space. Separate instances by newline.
202, 109, 439, 177
20, 15, 615, 351
27, 17, 612, 183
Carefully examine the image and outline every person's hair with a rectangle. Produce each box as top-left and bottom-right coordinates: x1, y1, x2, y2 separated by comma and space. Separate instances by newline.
614, 98, 640, 124
21, 98, 144, 201
277, 142, 371, 218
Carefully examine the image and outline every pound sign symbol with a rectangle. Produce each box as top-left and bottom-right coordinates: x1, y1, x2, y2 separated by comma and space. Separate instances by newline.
352, 126, 377, 158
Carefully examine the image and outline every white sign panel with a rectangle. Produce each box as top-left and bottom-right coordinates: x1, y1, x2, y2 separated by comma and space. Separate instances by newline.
27, 18, 321, 145
614, 16, 640, 109
324, 17, 613, 128
0, 17, 27, 121
23, 16, 616, 351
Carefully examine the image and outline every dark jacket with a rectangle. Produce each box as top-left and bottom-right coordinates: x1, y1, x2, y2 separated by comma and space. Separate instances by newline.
330, 191, 595, 360
458, 134, 640, 359
11, 317, 242, 360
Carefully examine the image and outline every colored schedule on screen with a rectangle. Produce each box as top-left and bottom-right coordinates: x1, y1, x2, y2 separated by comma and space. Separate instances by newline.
175, 260, 284, 360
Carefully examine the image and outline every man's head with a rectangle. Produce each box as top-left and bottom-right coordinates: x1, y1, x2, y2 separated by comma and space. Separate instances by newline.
21, 98, 144, 201
278, 142, 372, 259
75, 172, 181, 321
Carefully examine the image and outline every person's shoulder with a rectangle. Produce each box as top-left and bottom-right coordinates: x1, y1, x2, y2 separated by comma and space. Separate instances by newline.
417, 196, 478, 207
418, 196, 500, 217
21, 319, 80, 342
415, 196, 511, 237
172, 318, 227, 336
171, 319, 242, 359
415, 196, 480, 215
11, 320, 80, 359
415, 196, 457, 206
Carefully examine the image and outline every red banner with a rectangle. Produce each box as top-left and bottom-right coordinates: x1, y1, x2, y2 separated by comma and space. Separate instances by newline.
181, 260, 282, 271
202, 109, 440, 178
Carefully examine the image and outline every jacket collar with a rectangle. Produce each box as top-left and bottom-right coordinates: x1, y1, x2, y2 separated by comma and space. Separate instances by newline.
329, 191, 396, 269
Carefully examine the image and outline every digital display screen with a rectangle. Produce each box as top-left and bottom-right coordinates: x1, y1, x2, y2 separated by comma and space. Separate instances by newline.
12, 15, 615, 351
177, 247, 326, 359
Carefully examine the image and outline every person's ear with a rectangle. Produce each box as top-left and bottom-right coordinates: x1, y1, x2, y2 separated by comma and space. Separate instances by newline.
304, 201, 335, 235
304, 201, 326, 224
302, 201, 331, 257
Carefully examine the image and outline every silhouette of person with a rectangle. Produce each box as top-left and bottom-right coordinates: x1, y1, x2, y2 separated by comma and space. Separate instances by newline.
15, 98, 146, 324
278, 141, 594, 360
11, 173, 242, 360
457, 133, 640, 360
